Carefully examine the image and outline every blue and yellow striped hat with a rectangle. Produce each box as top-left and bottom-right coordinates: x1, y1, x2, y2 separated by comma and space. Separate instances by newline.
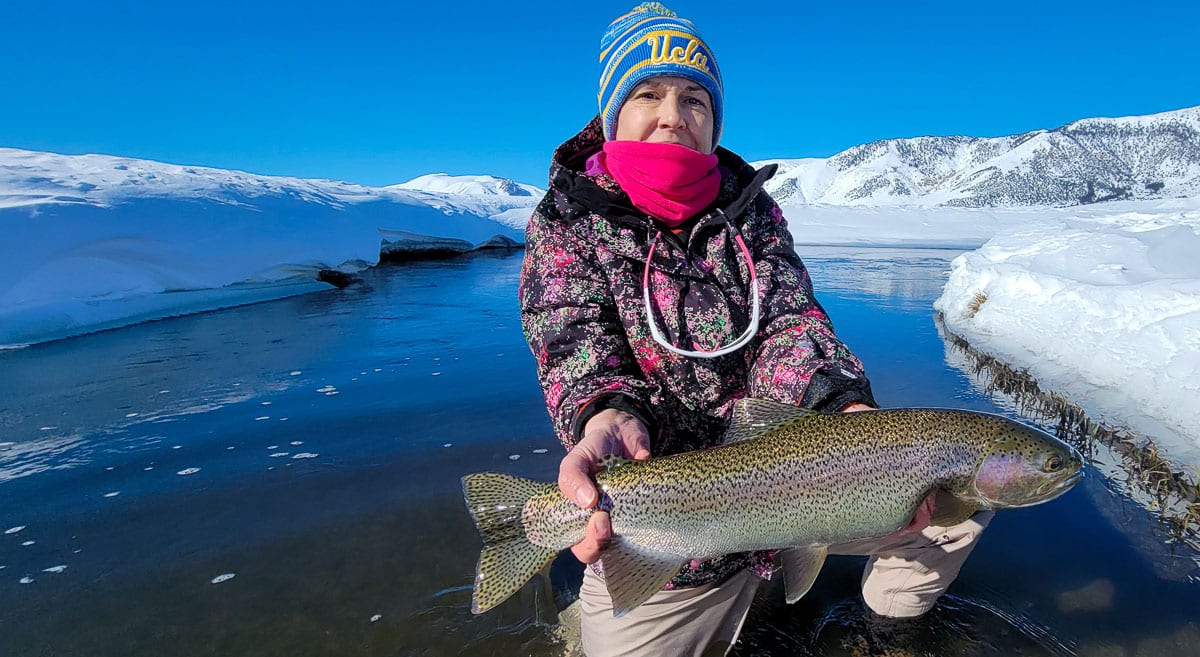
598, 2, 723, 148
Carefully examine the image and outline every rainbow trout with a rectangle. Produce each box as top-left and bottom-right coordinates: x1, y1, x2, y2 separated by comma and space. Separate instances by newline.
462, 398, 1084, 616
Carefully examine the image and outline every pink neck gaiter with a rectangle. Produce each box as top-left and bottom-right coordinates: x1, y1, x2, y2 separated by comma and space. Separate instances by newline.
597, 141, 720, 226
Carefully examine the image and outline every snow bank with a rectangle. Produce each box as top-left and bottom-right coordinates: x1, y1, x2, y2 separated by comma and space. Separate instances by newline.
0, 148, 538, 347
935, 197, 1200, 462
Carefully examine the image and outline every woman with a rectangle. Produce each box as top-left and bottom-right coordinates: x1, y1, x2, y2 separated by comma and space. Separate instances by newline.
518, 4, 991, 656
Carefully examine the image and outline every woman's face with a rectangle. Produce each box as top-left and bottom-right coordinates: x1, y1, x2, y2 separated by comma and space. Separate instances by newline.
615, 76, 714, 153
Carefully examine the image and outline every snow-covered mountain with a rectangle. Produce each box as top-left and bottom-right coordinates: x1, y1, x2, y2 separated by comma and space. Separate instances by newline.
759, 106, 1200, 207
0, 148, 540, 347
0, 148, 542, 227
392, 173, 542, 198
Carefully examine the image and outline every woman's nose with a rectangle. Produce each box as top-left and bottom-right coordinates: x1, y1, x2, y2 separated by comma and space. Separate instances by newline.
656, 98, 685, 129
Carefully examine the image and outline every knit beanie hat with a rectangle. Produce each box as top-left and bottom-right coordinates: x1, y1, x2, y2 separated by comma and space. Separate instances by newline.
598, 2, 724, 148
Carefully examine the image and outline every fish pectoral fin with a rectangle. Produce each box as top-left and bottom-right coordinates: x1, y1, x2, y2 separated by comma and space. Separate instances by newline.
778, 546, 827, 604
723, 398, 821, 445
929, 490, 981, 527
598, 539, 686, 617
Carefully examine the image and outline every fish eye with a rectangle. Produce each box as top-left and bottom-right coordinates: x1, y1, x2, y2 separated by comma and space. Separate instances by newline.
1043, 455, 1063, 472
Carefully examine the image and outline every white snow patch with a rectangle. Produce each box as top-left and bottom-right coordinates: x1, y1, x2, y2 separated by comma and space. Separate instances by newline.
936, 196, 1200, 465
0, 148, 533, 348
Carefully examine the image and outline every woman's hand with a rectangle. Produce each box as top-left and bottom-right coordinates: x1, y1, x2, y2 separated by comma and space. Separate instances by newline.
558, 408, 651, 564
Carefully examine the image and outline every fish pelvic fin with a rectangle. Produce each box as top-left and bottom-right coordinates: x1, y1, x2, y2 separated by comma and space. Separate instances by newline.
462, 472, 559, 615
723, 397, 821, 445
778, 546, 828, 604
929, 489, 981, 527
599, 539, 686, 617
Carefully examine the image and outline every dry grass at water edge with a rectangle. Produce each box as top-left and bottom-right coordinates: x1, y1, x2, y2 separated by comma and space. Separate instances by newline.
934, 314, 1200, 551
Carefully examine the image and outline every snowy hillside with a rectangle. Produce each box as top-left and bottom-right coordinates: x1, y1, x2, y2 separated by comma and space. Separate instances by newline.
392, 173, 542, 198
760, 106, 1200, 207
0, 148, 539, 347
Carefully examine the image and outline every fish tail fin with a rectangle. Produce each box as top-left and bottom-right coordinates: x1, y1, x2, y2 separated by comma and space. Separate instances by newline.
462, 472, 559, 615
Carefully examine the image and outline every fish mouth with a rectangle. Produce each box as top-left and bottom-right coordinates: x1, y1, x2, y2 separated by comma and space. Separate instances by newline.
1035, 467, 1085, 502
985, 466, 1086, 509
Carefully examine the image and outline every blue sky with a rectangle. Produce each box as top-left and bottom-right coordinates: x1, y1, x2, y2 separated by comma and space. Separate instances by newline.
1, 0, 1197, 187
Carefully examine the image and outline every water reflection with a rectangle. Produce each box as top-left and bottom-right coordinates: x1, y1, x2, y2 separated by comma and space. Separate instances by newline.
799, 246, 959, 306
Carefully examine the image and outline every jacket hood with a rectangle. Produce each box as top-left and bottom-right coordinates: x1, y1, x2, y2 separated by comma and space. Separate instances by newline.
547, 116, 777, 229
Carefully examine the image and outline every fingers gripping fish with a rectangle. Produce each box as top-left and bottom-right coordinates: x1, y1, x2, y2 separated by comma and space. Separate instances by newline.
462, 398, 1084, 617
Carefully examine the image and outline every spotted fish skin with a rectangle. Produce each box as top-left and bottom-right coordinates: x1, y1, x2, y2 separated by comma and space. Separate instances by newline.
462, 400, 1084, 616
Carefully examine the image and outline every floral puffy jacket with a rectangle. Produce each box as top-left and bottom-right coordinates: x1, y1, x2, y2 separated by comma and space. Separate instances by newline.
519, 118, 876, 588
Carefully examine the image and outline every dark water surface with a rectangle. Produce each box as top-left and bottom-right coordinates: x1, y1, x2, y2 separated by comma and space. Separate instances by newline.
1, 249, 1197, 657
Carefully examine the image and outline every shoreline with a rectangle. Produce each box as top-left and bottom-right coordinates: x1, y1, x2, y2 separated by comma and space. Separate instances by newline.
934, 313, 1200, 553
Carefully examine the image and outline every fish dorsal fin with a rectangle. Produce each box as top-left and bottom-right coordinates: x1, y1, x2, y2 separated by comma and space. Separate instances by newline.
778, 546, 828, 604
723, 397, 820, 444
929, 490, 981, 527
599, 539, 686, 617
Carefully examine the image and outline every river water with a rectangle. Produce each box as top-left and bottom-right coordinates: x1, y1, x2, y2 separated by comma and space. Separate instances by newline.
1, 249, 1197, 657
